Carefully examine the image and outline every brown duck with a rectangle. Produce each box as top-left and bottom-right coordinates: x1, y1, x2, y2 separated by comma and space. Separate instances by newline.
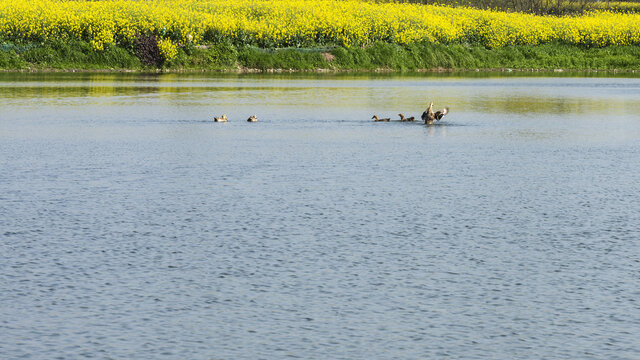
214, 114, 228, 122
421, 102, 449, 125
398, 113, 415, 122
372, 115, 390, 122
247, 115, 258, 122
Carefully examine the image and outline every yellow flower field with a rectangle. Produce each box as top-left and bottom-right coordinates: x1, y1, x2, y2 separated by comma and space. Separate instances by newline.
1, 0, 639, 51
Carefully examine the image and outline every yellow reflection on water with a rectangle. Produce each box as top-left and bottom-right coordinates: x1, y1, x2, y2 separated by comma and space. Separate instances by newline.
1, 73, 639, 118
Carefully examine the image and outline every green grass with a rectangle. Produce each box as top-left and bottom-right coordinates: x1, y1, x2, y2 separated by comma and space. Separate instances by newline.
329, 42, 640, 70
1, 39, 141, 70
1, 39, 640, 72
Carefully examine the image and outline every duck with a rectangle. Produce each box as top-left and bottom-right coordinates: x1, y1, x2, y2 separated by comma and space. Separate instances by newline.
421, 102, 449, 125
247, 115, 258, 122
214, 114, 228, 122
398, 113, 415, 122
372, 115, 390, 122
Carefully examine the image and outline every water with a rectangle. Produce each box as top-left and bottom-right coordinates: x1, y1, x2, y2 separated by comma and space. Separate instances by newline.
1, 72, 639, 360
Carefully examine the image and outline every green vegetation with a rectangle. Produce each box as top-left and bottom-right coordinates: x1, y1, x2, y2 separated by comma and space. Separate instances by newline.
0, 40, 140, 70
1, 39, 640, 72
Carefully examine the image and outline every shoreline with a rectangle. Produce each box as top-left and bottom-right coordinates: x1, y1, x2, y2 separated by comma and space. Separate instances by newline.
2, 67, 639, 74
0, 68, 640, 75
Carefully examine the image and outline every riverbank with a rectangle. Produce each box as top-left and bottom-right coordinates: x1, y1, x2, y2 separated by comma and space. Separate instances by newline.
1, 40, 640, 72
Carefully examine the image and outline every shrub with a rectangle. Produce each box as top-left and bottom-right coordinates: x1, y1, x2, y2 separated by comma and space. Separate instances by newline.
134, 34, 163, 67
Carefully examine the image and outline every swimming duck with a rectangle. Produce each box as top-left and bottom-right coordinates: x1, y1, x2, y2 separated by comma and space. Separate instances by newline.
421, 102, 449, 125
247, 115, 258, 122
372, 115, 390, 122
398, 113, 415, 122
214, 114, 228, 122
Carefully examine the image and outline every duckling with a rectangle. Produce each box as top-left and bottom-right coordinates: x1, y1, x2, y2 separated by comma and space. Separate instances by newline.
421, 102, 449, 125
247, 115, 258, 122
372, 115, 390, 122
214, 114, 228, 122
398, 113, 415, 122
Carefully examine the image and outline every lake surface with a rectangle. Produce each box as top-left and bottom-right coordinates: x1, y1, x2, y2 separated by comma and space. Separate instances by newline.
1, 72, 639, 360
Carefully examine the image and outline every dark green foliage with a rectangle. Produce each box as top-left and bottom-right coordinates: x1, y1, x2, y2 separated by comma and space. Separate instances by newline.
134, 34, 163, 67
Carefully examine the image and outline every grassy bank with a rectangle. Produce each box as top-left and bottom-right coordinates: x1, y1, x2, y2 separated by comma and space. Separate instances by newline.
2, 40, 640, 72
